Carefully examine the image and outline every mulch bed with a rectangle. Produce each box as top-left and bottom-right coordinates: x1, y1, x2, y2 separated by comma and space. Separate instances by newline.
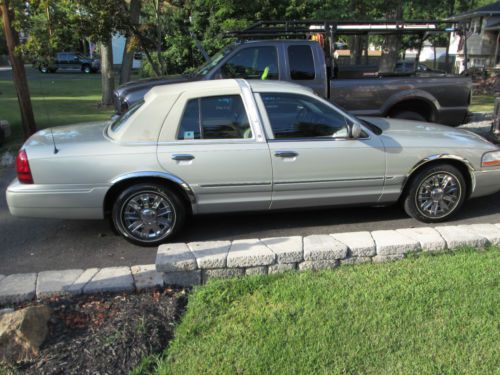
10, 288, 188, 375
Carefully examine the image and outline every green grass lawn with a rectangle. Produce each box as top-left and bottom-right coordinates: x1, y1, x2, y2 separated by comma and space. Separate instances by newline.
470, 94, 495, 113
145, 249, 499, 375
0, 72, 113, 150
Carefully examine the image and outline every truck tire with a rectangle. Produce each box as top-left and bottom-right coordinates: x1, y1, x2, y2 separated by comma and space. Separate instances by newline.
391, 110, 427, 122
82, 65, 91, 74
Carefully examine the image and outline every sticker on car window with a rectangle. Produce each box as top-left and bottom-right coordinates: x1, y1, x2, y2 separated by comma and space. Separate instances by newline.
184, 131, 195, 140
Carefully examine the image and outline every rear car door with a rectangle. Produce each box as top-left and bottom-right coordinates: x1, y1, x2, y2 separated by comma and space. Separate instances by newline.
255, 92, 386, 209
157, 85, 272, 214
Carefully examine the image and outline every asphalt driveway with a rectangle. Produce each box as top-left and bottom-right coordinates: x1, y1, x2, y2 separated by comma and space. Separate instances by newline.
1, 166, 499, 274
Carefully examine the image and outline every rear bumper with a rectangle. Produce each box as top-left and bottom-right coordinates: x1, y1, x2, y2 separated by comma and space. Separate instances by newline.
470, 169, 500, 198
6, 179, 107, 219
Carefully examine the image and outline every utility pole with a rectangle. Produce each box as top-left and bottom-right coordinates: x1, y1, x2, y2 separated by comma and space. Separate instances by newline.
0, 0, 37, 139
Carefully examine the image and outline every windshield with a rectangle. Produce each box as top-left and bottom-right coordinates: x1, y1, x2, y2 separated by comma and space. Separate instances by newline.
110, 99, 144, 133
193, 45, 236, 77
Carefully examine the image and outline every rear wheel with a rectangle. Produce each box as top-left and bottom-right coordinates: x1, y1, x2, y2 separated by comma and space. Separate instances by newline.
39, 66, 49, 73
403, 164, 466, 222
391, 110, 427, 122
82, 65, 91, 74
112, 183, 186, 246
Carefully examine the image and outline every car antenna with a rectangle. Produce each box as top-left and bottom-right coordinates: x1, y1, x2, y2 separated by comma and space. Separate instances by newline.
50, 128, 59, 154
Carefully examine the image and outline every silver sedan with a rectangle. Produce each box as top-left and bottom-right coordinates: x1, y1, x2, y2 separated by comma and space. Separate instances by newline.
6, 79, 500, 246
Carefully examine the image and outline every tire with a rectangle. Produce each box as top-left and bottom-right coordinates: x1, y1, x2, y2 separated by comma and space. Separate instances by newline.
82, 65, 91, 74
391, 110, 427, 122
39, 66, 49, 73
111, 183, 187, 246
403, 164, 466, 223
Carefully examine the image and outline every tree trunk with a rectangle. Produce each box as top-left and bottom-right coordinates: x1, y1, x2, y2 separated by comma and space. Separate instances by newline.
119, 0, 141, 84
1, 0, 37, 139
100, 39, 114, 106
378, 5, 403, 74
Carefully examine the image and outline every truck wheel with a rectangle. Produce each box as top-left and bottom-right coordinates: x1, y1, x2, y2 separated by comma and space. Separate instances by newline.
39, 66, 49, 73
403, 164, 466, 223
391, 110, 427, 122
82, 65, 91, 74
112, 183, 186, 246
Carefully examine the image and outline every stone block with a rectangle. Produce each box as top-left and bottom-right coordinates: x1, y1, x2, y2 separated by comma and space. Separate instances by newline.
340, 256, 372, 265
83, 267, 134, 294
0, 273, 37, 305
226, 239, 275, 268
303, 235, 348, 261
65, 268, 99, 295
371, 230, 420, 256
298, 260, 339, 271
36, 269, 84, 299
260, 236, 303, 263
163, 270, 201, 287
188, 241, 231, 269
131, 265, 164, 290
268, 263, 296, 274
245, 266, 268, 276
460, 224, 500, 246
396, 227, 447, 252
372, 254, 405, 263
201, 268, 244, 283
156, 243, 197, 272
435, 226, 489, 249
331, 231, 376, 257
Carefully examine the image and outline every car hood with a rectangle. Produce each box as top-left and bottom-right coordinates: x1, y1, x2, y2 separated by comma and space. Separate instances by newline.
115, 75, 191, 96
361, 117, 495, 150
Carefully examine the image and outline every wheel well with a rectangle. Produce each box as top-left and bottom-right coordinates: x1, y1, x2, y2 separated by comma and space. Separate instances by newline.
103, 177, 193, 218
388, 99, 436, 122
401, 159, 473, 201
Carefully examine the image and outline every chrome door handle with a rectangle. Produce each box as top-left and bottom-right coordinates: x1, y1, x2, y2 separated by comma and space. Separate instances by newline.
172, 154, 195, 161
274, 151, 298, 158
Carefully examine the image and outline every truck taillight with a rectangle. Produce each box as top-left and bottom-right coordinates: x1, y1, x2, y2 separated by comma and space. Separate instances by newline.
16, 149, 33, 184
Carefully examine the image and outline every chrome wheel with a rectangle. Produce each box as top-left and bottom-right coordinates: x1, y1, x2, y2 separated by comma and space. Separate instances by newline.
121, 191, 175, 242
416, 172, 461, 219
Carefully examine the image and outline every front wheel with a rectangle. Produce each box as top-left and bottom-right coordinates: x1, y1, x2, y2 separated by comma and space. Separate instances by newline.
82, 65, 92, 74
112, 183, 186, 246
403, 164, 466, 222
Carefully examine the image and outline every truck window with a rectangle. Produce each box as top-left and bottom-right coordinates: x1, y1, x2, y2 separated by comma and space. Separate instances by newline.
219, 47, 278, 80
261, 93, 349, 139
288, 45, 315, 80
177, 95, 253, 140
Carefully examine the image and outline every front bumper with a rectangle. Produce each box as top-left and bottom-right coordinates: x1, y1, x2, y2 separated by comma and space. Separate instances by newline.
470, 168, 500, 198
6, 179, 108, 220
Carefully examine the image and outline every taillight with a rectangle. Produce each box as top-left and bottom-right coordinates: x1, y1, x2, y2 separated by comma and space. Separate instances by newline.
16, 149, 33, 184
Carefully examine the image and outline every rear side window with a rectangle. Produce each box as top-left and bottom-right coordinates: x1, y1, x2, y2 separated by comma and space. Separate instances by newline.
110, 99, 144, 132
177, 95, 253, 140
288, 45, 315, 80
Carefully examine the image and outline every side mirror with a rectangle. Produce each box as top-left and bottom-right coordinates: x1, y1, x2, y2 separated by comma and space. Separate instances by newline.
349, 122, 362, 139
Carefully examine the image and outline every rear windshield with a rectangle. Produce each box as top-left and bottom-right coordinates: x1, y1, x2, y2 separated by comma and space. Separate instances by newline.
110, 99, 144, 133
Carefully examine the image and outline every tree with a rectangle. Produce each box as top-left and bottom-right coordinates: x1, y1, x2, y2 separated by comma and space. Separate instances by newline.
119, 0, 141, 84
0, 0, 36, 139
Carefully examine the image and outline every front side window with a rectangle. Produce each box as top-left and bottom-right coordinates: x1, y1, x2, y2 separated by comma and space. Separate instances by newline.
177, 95, 253, 140
261, 93, 350, 139
219, 47, 278, 80
288, 45, 315, 80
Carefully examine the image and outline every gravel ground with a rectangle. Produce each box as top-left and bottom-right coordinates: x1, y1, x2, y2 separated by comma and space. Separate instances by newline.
2, 288, 188, 375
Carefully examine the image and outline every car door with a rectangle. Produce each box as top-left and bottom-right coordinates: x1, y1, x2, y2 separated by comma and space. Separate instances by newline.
157, 87, 272, 214
67, 53, 80, 71
255, 92, 386, 209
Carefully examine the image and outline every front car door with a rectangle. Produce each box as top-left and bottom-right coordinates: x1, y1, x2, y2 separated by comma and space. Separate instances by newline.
157, 82, 272, 214
254, 91, 386, 209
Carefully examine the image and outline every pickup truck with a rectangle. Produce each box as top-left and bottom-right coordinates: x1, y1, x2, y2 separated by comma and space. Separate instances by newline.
113, 40, 472, 126
38, 52, 100, 74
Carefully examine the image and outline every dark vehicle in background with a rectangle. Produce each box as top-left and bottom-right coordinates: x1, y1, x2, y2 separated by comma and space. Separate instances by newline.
113, 20, 472, 127
394, 61, 445, 74
37, 52, 100, 74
